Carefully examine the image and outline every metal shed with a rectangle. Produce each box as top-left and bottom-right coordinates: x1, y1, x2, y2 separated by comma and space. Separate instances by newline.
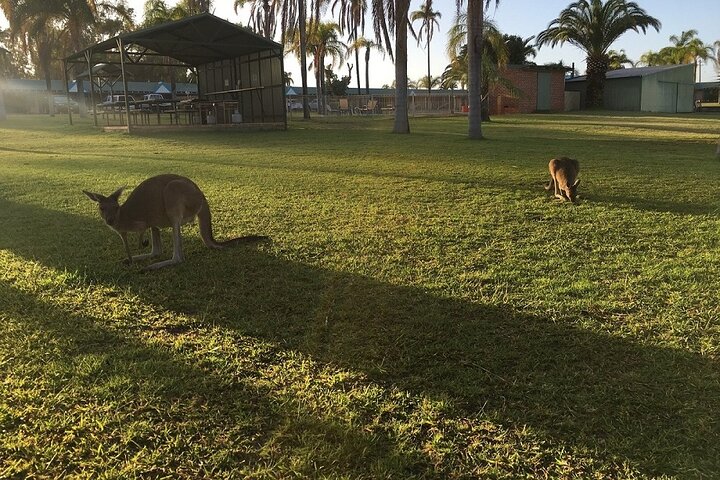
64, 13, 286, 130
565, 64, 695, 113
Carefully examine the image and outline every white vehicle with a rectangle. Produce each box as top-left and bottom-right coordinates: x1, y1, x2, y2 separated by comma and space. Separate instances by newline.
98, 94, 136, 110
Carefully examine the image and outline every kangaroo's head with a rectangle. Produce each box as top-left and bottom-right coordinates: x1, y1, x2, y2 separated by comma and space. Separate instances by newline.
563, 178, 580, 203
83, 187, 125, 226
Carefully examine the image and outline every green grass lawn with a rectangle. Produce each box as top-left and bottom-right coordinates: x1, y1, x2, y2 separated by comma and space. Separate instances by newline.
1, 111, 719, 479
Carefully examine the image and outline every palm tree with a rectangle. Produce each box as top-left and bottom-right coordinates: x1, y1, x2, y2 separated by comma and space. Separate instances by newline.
391, 0, 411, 133
638, 49, 664, 66
453, 0, 499, 139
417, 74, 440, 90
668, 30, 711, 81
607, 49, 634, 69
234, 0, 277, 38
143, 0, 187, 26
287, 20, 346, 113
445, 12, 505, 123
669, 30, 710, 63
1, 0, 60, 115
410, 0, 441, 95
180, 0, 211, 15
443, 23, 509, 121
711, 41, 720, 84
536, 0, 660, 108
348, 36, 384, 94
332, 0, 367, 95
503, 34, 536, 64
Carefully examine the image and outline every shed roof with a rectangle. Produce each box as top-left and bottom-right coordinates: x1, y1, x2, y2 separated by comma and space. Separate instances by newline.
65, 13, 282, 67
566, 64, 690, 83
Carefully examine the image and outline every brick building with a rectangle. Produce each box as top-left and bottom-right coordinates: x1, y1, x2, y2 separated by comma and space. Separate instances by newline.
489, 64, 569, 115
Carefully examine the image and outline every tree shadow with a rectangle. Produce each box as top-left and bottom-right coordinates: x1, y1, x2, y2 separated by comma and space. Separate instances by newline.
588, 192, 718, 215
1, 198, 718, 476
0, 280, 419, 478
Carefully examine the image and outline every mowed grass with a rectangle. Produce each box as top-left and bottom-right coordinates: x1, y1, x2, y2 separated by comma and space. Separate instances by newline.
1, 111, 719, 479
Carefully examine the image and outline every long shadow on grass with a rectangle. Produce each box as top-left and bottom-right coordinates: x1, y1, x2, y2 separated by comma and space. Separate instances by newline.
588, 192, 718, 215
0, 281, 417, 478
1, 198, 718, 477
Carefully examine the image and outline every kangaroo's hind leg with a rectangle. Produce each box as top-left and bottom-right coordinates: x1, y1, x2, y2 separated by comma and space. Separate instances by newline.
131, 227, 164, 262
144, 222, 184, 270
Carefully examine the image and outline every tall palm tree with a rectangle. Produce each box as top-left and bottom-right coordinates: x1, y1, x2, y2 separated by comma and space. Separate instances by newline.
391, 0, 410, 133
446, 11, 504, 126
443, 20, 508, 121
454, 0, 499, 139
234, 0, 277, 38
668, 30, 711, 81
332, 0, 366, 94
287, 20, 345, 113
536, 0, 660, 108
669, 30, 710, 63
1, 0, 60, 115
349, 36, 384, 94
410, 0, 441, 95
711, 41, 720, 83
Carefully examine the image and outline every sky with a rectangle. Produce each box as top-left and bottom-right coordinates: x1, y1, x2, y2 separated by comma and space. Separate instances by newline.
2, 0, 719, 86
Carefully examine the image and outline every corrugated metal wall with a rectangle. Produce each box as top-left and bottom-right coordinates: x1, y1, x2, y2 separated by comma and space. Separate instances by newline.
640, 65, 695, 113
603, 78, 642, 110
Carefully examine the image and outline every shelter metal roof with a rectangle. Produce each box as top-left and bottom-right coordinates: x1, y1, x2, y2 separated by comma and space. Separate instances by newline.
65, 13, 282, 67
566, 64, 690, 83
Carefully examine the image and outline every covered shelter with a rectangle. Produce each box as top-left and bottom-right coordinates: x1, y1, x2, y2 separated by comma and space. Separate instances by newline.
64, 13, 286, 130
565, 64, 695, 113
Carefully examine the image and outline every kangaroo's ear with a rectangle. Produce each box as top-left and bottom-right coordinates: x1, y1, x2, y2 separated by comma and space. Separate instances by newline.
573, 179, 580, 187
83, 190, 104, 202
108, 186, 125, 202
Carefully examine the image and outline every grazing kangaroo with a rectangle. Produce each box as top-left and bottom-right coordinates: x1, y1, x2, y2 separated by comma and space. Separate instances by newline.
545, 157, 580, 203
83, 174, 269, 270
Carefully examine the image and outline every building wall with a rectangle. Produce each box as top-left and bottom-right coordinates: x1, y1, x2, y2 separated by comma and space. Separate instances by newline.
490, 67, 566, 115
603, 77, 642, 110
197, 49, 285, 123
640, 64, 695, 113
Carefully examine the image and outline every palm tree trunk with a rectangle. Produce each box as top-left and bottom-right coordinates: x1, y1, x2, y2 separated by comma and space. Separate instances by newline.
426, 40, 431, 95
467, 0, 483, 139
393, 0, 410, 133
353, 27, 361, 95
586, 53, 609, 108
299, 0, 310, 119
38, 41, 54, 117
365, 48, 370, 95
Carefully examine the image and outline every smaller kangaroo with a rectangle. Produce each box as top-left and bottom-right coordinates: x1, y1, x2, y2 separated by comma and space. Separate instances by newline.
545, 157, 580, 203
84, 174, 269, 270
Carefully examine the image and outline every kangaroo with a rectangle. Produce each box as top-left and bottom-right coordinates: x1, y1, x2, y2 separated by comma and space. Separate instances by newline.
83, 173, 269, 270
545, 157, 580, 203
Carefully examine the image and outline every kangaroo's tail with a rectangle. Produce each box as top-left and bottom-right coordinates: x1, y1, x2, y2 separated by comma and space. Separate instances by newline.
544, 178, 554, 191
198, 199, 270, 249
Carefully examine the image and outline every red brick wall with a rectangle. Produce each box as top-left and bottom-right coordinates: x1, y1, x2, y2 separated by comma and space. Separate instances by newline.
489, 67, 566, 115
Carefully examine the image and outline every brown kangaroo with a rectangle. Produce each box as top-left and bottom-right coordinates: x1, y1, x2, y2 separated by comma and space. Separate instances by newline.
545, 157, 580, 203
83, 173, 269, 270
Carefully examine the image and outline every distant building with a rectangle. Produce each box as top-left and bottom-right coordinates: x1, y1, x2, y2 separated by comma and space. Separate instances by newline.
0, 78, 197, 114
694, 81, 719, 104
490, 64, 569, 114
565, 64, 695, 113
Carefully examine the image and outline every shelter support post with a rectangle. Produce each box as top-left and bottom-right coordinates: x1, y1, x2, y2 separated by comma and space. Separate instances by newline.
117, 38, 131, 131
85, 51, 98, 127
63, 60, 73, 125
